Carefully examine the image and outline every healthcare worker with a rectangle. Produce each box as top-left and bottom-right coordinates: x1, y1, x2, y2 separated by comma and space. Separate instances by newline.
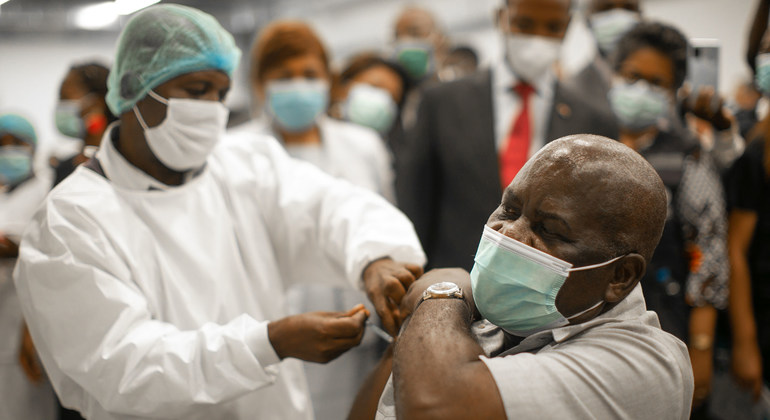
230, 22, 401, 419
0, 113, 56, 420
13, 5, 425, 420
234, 20, 395, 203
51, 62, 116, 187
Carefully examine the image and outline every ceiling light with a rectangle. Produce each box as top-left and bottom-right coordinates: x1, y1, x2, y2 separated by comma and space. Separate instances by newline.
74, 2, 118, 30
74, 0, 160, 30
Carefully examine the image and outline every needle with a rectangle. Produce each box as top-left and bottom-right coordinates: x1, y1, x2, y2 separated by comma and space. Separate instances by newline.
366, 320, 394, 344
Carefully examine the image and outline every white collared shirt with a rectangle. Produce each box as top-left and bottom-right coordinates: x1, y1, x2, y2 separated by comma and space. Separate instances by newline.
376, 284, 693, 420
479, 284, 693, 419
492, 58, 556, 157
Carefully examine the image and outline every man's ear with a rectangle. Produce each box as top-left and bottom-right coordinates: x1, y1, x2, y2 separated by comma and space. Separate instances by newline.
604, 253, 645, 303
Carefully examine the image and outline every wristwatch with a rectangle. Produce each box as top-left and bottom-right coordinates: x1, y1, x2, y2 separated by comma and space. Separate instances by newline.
415, 282, 473, 320
421, 281, 464, 302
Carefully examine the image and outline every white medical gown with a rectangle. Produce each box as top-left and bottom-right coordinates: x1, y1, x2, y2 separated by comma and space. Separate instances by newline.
231, 115, 397, 419
232, 116, 396, 203
13, 130, 425, 420
0, 175, 56, 420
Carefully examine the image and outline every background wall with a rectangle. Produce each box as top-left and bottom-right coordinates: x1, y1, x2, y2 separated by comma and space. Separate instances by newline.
0, 0, 759, 173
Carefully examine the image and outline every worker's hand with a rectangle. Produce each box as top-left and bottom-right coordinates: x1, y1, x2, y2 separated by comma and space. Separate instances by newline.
362, 258, 423, 336
689, 345, 714, 409
18, 323, 43, 385
268, 304, 369, 363
399, 268, 478, 321
0, 233, 19, 259
731, 337, 763, 401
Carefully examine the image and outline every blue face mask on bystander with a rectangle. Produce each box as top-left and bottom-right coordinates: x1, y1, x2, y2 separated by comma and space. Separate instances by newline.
266, 79, 329, 133
0, 146, 33, 186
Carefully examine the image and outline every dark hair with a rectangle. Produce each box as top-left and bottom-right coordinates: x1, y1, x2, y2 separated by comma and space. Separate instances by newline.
447, 45, 479, 67
69, 62, 117, 123
613, 21, 689, 90
251, 21, 329, 83
339, 53, 412, 109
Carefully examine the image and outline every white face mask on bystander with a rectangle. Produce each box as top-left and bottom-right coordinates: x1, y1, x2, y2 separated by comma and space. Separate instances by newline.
503, 33, 562, 85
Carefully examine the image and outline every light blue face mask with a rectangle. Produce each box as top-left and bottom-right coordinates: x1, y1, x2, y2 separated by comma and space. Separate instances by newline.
266, 78, 329, 133
755, 53, 770, 95
589, 8, 640, 56
0, 146, 33, 186
343, 83, 398, 134
470, 225, 623, 336
608, 79, 671, 132
55, 100, 85, 139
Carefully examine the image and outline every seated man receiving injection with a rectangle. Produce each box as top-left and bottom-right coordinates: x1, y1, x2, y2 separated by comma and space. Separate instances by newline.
352, 134, 694, 420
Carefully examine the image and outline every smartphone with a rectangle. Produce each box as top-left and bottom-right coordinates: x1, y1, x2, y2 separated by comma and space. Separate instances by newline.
687, 38, 720, 111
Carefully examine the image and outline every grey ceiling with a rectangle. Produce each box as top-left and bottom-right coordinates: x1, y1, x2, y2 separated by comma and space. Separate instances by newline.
0, 0, 352, 35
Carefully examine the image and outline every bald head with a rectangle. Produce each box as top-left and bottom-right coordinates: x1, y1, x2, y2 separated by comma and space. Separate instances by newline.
517, 134, 667, 262
394, 6, 440, 40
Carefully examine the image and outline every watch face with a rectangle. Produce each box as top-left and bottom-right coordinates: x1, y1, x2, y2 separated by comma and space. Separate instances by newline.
428, 281, 460, 296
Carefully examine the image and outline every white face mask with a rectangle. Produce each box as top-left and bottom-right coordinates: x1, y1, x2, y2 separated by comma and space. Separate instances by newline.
608, 78, 671, 132
589, 8, 641, 56
504, 33, 562, 85
343, 83, 398, 133
133, 90, 228, 172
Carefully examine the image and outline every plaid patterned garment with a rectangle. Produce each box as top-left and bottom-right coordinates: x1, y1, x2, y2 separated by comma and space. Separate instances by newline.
676, 152, 729, 309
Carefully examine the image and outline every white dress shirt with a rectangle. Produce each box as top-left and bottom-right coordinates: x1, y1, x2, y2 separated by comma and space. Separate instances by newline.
492, 58, 556, 158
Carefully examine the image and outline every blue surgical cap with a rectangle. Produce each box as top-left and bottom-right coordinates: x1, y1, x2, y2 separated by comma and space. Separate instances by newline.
106, 4, 241, 116
0, 114, 37, 146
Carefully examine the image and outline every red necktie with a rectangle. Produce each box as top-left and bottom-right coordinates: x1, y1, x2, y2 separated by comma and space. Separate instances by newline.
499, 83, 534, 188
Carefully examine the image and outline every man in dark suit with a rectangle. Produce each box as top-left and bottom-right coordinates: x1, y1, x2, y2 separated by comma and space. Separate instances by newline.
397, 0, 619, 271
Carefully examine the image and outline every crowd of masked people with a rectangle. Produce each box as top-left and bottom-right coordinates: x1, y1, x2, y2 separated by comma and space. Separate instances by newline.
3, 0, 770, 419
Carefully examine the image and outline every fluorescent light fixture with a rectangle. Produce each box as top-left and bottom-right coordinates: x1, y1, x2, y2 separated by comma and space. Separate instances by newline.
114, 0, 160, 16
74, 0, 160, 30
0, 0, 12, 6
74, 2, 118, 30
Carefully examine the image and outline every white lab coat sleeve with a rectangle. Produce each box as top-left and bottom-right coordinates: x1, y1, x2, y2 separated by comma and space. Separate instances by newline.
252, 138, 426, 289
372, 133, 397, 205
13, 197, 282, 419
